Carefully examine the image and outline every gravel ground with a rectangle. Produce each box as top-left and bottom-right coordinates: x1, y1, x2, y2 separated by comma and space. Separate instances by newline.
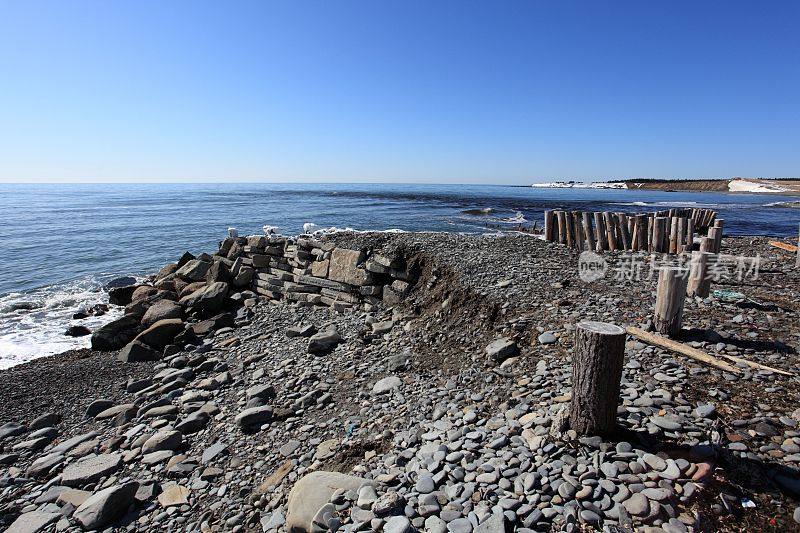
1, 232, 800, 532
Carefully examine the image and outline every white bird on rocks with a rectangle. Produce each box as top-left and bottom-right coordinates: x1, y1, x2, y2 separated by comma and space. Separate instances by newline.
303, 222, 318, 234
227, 227, 238, 238
263, 225, 279, 235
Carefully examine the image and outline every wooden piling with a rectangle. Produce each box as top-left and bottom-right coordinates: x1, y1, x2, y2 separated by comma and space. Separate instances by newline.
569, 321, 626, 436
544, 210, 555, 242
594, 212, 606, 251
603, 212, 617, 251
582, 212, 595, 253
687, 251, 712, 298
654, 267, 689, 337
557, 211, 568, 245
573, 212, 585, 250
669, 218, 679, 254
617, 213, 631, 250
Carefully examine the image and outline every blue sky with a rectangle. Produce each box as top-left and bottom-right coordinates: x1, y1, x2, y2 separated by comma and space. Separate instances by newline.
0, 1, 798, 183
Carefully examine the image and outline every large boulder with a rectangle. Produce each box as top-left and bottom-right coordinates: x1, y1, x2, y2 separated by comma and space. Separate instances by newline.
108, 285, 138, 306
206, 261, 231, 284
155, 263, 178, 280
73, 482, 138, 530
117, 340, 161, 363
175, 259, 211, 282
130, 285, 159, 305
133, 318, 184, 350
180, 282, 229, 314
141, 299, 183, 327
190, 312, 235, 336
91, 315, 141, 351
286, 472, 367, 532
105, 276, 137, 289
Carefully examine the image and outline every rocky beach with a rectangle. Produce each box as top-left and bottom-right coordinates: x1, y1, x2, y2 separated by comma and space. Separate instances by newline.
2, 229, 800, 533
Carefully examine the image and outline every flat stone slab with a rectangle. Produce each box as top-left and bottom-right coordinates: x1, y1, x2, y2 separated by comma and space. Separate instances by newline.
61, 453, 122, 487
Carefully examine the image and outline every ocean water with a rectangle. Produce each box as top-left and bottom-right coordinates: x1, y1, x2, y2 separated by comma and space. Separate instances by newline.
1, 182, 798, 368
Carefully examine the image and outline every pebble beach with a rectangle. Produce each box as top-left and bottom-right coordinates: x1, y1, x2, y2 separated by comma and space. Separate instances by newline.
2, 230, 800, 533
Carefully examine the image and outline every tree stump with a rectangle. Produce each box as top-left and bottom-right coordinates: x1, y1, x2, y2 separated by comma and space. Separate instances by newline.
569, 321, 626, 436
654, 267, 689, 336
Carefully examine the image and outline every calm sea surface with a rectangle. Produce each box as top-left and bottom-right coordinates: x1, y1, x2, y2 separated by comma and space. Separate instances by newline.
1, 182, 798, 367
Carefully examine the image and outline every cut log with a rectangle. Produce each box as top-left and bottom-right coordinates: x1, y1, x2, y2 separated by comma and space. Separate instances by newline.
569, 321, 626, 436
626, 327, 741, 374
653, 267, 689, 337
686, 251, 713, 298
617, 213, 631, 250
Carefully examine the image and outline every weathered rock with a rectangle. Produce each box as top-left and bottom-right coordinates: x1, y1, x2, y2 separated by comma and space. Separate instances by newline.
4, 511, 60, 533
141, 299, 183, 327
61, 453, 122, 487
485, 337, 518, 363
327, 248, 371, 286
108, 284, 137, 306
372, 375, 402, 394
180, 282, 229, 314
73, 482, 138, 530
141, 430, 183, 453
117, 340, 161, 363
0, 422, 26, 440
308, 330, 342, 354
90, 315, 140, 351
235, 406, 273, 428
286, 471, 366, 532
175, 259, 211, 282
65, 325, 91, 337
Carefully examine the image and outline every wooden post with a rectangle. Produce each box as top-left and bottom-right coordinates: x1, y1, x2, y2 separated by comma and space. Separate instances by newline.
676, 218, 686, 253
594, 212, 606, 251
573, 212, 585, 250
797, 223, 800, 268
699, 236, 715, 253
569, 321, 626, 437
687, 251, 712, 298
557, 211, 567, 245
708, 227, 721, 253
653, 217, 667, 253
617, 213, 631, 250
603, 212, 617, 251
685, 218, 695, 250
712, 219, 723, 252
582, 212, 595, 253
654, 267, 689, 337
669, 217, 679, 254
565, 211, 576, 248
544, 211, 555, 242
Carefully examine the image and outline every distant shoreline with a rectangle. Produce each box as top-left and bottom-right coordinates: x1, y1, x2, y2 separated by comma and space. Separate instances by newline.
522, 178, 800, 195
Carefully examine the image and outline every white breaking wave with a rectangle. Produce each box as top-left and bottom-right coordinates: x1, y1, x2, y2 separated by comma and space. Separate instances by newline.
0, 277, 125, 369
499, 211, 528, 224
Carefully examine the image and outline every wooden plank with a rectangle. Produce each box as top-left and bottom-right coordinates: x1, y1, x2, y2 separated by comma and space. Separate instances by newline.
770, 241, 798, 253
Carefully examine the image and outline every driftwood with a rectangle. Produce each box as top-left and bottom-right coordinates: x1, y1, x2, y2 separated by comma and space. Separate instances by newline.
627, 326, 793, 377
769, 241, 798, 253
626, 327, 741, 374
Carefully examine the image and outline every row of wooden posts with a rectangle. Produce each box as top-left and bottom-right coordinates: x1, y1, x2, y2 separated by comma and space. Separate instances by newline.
543, 208, 723, 254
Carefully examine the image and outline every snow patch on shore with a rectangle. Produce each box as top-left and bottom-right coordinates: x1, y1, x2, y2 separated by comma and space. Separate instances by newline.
728, 179, 790, 193
531, 181, 628, 189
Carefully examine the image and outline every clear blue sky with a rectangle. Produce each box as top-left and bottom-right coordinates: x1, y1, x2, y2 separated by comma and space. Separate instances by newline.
0, 0, 798, 183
